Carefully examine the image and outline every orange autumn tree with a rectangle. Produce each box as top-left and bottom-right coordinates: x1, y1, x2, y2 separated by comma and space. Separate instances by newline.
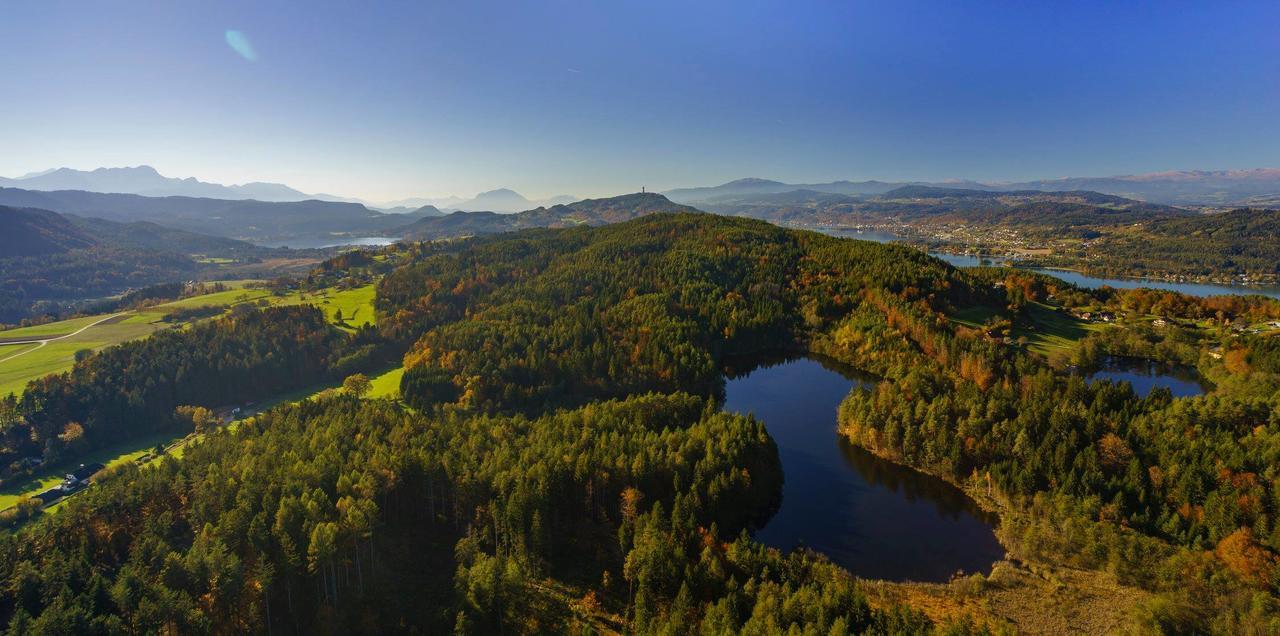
1215, 528, 1279, 588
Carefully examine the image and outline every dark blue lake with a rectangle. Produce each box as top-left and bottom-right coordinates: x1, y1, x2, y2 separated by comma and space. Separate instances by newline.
723, 357, 1005, 582
1085, 357, 1209, 398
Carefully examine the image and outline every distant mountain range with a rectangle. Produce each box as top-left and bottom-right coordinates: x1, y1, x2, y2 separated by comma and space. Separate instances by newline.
664, 178, 902, 203
398, 192, 696, 240
0, 166, 578, 212
665, 170, 1280, 206
451, 188, 578, 213
1001, 169, 1280, 205
0, 187, 436, 245
0, 166, 360, 204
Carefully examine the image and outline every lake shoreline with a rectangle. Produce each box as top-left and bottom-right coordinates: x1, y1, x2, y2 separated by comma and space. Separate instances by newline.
725, 355, 1005, 583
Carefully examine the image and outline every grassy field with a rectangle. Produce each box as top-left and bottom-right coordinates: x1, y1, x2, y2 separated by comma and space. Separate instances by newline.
0, 315, 173, 397
0, 315, 104, 342
158, 287, 273, 310
948, 301, 1104, 358
1012, 302, 1103, 357
271, 284, 378, 330
325, 284, 377, 328
949, 304, 1002, 329
0, 280, 385, 512
0, 282, 378, 398
367, 366, 405, 399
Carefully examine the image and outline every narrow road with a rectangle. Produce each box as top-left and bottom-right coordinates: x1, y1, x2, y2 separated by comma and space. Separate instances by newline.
0, 313, 126, 364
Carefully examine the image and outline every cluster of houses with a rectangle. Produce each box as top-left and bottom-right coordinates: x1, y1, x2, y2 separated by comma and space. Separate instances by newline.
1071, 310, 1118, 323
34, 462, 104, 507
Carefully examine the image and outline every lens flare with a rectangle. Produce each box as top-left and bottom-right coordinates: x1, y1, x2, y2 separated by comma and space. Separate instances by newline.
225, 30, 258, 61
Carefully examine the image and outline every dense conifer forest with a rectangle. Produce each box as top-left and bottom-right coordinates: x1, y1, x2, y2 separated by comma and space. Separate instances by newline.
0, 213, 1277, 633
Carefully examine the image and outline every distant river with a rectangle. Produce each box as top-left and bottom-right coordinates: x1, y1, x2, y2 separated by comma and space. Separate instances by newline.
823, 228, 1280, 300
724, 357, 1004, 582
257, 236, 400, 249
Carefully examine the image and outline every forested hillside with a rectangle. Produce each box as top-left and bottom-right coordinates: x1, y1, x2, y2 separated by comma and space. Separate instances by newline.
1013, 207, 1280, 281
0, 306, 368, 470
0, 213, 1276, 633
0, 206, 96, 257
0, 206, 316, 323
0, 214, 991, 633
63, 215, 264, 256
397, 192, 699, 240
0, 187, 424, 244
0, 248, 198, 323
693, 185, 1280, 283
384, 213, 977, 415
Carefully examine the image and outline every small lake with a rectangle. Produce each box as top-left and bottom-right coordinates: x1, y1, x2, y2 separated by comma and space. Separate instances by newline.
1085, 357, 1210, 398
723, 357, 1004, 582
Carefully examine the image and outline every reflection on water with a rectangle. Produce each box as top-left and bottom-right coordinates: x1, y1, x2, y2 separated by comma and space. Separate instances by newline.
1085, 356, 1210, 398
724, 356, 1004, 582
837, 439, 997, 522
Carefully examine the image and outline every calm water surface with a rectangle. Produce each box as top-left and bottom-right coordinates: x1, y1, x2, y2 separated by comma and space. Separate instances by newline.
1023, 269, 1280, 300
1085, 357, 1209, 398
823, 228, 1280, 299
259, 236, 400, 249
723, 357, 1004, 582
931, 253, 1280, 299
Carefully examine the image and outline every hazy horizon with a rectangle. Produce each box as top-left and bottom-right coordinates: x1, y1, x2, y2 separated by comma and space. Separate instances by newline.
8, 163, 1280, 208
4, 1, 1279, 201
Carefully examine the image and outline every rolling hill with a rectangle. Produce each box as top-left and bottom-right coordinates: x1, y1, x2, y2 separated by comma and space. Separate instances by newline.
62, 215, 267, 256
664, 177, 903, 203
0, 205, 307, 322
0, 187, 429, 244
398, 192, 699, 240
1003, 168, 1280, 205
0, 206, 96, 257
452, 188, 579, 212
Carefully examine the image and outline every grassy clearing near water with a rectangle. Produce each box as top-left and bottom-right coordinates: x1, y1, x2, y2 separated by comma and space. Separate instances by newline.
948, 301, 1104, 359
1013, 302, 1103, 357
948, 304, 1002, 329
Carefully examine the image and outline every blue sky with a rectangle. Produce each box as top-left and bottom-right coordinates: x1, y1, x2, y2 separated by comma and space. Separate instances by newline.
2, 1, 1278, 201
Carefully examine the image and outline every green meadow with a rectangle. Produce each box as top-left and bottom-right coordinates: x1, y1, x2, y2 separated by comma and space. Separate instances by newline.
0, 282, 378, 398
